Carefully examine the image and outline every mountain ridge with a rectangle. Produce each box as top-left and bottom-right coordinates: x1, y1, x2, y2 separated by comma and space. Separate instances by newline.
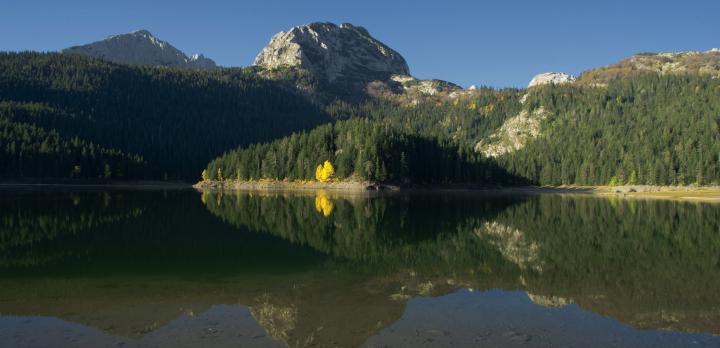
56, 26, 719, 93
62, 29, 217, 69
578, 48, 720, 85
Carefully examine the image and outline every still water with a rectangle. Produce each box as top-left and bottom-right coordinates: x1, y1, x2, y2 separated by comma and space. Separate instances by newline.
0, 189, 719, 347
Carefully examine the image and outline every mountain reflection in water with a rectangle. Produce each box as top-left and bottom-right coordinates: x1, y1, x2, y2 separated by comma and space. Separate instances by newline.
0, 189, 719, 347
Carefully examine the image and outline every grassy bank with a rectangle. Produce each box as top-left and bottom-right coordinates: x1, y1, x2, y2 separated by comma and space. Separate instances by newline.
592, 185, 720, 202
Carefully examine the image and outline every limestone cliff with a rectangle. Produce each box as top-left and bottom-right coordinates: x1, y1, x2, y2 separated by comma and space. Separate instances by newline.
254, 22, 409, 84
528, 72, 576, 88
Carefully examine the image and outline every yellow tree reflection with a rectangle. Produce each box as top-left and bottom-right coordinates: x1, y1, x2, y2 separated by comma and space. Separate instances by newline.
314, 190, 334, 217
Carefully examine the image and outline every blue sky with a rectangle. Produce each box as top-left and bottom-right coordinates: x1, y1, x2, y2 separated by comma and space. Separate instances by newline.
2, 0, 718, 88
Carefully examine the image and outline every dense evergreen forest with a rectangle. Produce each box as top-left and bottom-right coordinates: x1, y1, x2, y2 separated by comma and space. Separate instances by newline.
0, 52, 328, 180
204, 117, 523, 184
205, 87, 526, 184
0, 102, 147, 179
503, 74, 720, 185
1, 52, 718, 185
325, 87, 524, 151
208, 74, 720, 186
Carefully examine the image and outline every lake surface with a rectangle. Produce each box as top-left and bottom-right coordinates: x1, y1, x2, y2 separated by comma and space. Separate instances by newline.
1, 189, 719, 347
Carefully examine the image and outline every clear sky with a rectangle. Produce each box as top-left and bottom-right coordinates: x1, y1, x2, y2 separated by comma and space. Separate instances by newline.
2, 0, 718, 88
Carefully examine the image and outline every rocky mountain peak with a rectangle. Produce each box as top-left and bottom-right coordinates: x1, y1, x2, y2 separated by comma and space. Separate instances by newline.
528, 72, 576, 88
254, 22, 410, 83
62, 30, 216, 69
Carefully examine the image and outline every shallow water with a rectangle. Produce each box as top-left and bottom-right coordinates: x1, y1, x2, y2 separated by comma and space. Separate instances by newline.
0, 189, 719, 347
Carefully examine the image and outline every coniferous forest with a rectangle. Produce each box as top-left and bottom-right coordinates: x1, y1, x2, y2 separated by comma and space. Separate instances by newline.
0, 52, 328, 180
1, 52, 718, 185
502, 74, 720, 186
204, 117, 523, 184
207, 74, 720, 186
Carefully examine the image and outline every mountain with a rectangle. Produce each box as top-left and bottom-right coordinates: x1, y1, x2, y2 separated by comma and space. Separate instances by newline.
253, 22, 468, 101
62, 30, 217, 69
254, 22, 409, 84
2, 25, 719, 186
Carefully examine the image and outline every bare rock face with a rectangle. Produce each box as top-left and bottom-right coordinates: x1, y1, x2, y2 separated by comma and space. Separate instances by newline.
186, 53, 216, 69
63, 30, 216, 69
390, 75, 461, 96
527, 72, 576, 88
254, 22, 409, 83
475, 107, 548, 158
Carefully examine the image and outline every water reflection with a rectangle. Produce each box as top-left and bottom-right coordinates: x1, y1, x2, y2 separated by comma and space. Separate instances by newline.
0, 190, 719, 347
314, 190, 334, 217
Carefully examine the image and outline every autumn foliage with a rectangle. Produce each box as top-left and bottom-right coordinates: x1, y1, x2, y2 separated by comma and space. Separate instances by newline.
315, 160, 335, 183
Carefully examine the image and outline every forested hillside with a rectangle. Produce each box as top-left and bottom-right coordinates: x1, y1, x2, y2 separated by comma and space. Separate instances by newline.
205, 74, 720, 186
0, 52, 329, 180
204, 117, 522, 184
0, 102, 147, 179
326, 87, 523, 151
2, 52, 718, 186
503, 74, 720, 185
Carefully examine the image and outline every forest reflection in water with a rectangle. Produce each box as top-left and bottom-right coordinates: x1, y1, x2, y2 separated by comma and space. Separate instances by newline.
0, 189, 719, 347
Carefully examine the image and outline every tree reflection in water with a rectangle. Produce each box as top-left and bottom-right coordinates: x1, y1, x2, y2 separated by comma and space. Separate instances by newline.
0, 190, 718, 347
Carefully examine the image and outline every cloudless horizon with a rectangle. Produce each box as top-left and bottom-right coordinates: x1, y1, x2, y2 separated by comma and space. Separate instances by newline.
2, 0, 718, 88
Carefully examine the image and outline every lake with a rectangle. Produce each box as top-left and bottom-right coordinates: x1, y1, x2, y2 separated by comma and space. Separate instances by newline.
1, 189, 719, 347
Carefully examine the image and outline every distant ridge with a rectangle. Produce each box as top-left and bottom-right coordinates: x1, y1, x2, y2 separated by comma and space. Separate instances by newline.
578, 48, 720, 84
62, 30, 216, 69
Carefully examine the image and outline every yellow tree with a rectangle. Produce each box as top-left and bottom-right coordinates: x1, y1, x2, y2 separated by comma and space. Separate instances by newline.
315, 160, 335, 182
201, 169, 210, 181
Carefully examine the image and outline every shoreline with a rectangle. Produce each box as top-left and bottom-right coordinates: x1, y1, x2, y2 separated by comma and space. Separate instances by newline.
194, 180, 720, 203
590, 185, 720, 202
1, 179, 717, 202
192, 179, 393, 193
